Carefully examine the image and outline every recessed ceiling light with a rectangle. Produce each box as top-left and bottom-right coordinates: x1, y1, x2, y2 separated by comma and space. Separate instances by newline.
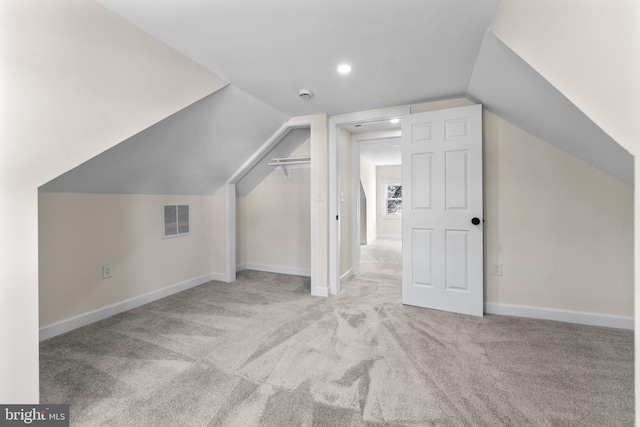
390, 118, 400, 124
337, 64, 352, 74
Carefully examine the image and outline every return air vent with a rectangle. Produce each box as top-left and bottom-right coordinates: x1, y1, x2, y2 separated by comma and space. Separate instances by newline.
163, 204, 190, 238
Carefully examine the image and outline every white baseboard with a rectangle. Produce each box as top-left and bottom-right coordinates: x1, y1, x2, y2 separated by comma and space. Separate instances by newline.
311, 286, 329, 297
236, 263, 311, 277
484, 302, 634, 330
39, 272, 225, 341
236, 263, 324, 296
376, 234, 401, 240
340, 269, 354, 285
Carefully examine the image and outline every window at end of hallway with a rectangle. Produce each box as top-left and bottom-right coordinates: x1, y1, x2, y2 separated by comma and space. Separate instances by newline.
382, 182, 402, 218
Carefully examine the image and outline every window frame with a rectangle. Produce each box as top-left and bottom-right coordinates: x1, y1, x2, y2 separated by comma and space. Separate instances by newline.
381, 180, 402, 219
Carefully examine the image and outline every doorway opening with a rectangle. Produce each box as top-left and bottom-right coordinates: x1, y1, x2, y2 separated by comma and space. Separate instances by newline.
328, 106, 410, 295
330, 104, 484, 317
234, 127, 312, 282
226, 116, 323, 296
342, 122, 403, 289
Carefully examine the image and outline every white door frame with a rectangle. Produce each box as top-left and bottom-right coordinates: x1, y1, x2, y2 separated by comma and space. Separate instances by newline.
226, 116, 322, 296
329, 106, 410, 295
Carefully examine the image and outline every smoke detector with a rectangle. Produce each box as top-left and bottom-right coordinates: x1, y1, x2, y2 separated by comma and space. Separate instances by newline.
298, 88, 313, 100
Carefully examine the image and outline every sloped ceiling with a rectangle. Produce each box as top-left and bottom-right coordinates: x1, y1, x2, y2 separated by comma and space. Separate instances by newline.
4, 0, 228, 189
48, 0, 631, 194
41, 85, 287, 195
96, 0, 497, 116
94, 0, 632, 186
467, 33, 633, 184
236, 128, 310, 197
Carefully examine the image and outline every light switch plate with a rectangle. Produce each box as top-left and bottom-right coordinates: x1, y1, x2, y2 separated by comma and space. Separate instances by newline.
492, 263, 503, 277
103, 264, 113, 279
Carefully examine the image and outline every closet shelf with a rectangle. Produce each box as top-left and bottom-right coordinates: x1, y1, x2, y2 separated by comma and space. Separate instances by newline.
267, 156, 310, 166
267, 157, 310, 179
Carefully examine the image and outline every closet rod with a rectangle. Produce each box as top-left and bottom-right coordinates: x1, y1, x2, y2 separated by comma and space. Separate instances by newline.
267, 160, 310, 166
267, 156, 310, 166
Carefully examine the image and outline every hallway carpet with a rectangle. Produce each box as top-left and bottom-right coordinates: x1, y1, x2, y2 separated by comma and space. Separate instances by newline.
40, 240, 633, 426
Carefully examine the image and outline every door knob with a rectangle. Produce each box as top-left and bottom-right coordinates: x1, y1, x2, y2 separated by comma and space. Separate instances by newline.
471, 217, 480, 225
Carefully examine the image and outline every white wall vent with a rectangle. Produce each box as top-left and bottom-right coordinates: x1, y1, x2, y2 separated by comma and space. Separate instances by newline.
163, 204, 190, 238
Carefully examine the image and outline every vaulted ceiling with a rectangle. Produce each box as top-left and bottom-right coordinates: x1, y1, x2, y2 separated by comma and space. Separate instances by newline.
41, 85, 287, 194
42, 0, 633, 194
96, 0, 497, 117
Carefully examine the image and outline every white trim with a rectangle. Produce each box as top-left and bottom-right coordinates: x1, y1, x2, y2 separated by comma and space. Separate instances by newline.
356, 129, 401, 142
225, 117, 321, 297
225, 183, 236, 283
227, 119, 313, 185
307, 118, 318, 297
367, 232, 378, 245
376, 234, 402, 240
484, 302, 634, 330
329, 118, 339, 295
312, 286, 329, 297
227, 123, 292, 185
329, 106, 411, 296
39, 272, 224, 341
236, 263, 310, 277
340, 268, 353, 285
351, 140, 361, 276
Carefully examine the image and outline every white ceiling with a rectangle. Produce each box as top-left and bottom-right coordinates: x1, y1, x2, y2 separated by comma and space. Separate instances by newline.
96, 0, 497, 117
360, 138, 402, 166
94, 0, 632, 186
45, 0, 631, 194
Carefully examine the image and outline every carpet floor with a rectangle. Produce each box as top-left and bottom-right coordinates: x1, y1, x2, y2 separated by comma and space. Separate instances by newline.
40, 240, 634, 426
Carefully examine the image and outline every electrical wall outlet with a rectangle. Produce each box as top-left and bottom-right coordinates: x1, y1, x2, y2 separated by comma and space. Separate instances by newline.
492, 262, 503, 277
103, 264, 113, 279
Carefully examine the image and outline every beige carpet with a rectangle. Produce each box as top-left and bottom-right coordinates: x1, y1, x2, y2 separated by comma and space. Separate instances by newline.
40, 240, 634, 426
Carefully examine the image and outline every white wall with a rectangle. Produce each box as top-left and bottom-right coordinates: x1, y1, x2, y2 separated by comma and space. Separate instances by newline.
376, 165, 402, 238
491, 1, 640, 155
339, 128, 353, 276
483, 110, 633, 318
0, 0, 225, 403
237, 141, 311, 273
490, 4, 639, 416
39, 191, 226, 326
360, 157, 377, 244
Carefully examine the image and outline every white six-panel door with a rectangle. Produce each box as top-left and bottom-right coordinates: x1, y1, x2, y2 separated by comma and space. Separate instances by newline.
401, 104, 483, 316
